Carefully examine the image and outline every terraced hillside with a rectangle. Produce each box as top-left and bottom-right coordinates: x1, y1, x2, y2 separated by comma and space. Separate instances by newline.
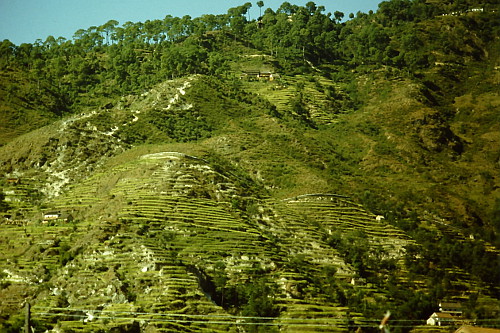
240, 72, 354, 126
1, 4, 500, 327
1, 148, 417, 332
1, 65, 499, 331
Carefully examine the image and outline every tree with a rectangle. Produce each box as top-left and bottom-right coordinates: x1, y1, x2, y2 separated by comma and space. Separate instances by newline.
491, 198, 500, 235
208, 52, 229, 75
306, 1, 317, 14
181, 15, 194, 37
122, 21, 142, 43
111, 26, 125, 43
334, 11, 344, 23
44, 35, 57, 50
0, 39, 16, 68
168, 17, 183, 41
228, 5, 248, 36
257, 1, 264, 18
0, 192, 10, 212
199, 14, 222, 32
277, 2, 296, 15
240, 278, 280, 332
101, 19, 119, 45
87, 26, 104, 48
212, 261, 229, 307
245, 2, 253, 21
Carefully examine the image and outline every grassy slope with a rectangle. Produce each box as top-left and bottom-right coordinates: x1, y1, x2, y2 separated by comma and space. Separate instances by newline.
222, 13, 500, 232
1, 147, 413, 332
0, 66, 58, 146
1, 11, 500, 332
1, 70, 499, 331
337, 40, 500, 229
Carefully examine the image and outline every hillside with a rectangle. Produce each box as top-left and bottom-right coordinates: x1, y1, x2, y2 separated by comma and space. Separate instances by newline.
1, 0, 500, 332
0, 146, 410, 332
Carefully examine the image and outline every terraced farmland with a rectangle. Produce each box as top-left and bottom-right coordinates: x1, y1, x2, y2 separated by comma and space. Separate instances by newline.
241, 74, 347, 125
281, 194, 412, 253
5, 149, 495, 331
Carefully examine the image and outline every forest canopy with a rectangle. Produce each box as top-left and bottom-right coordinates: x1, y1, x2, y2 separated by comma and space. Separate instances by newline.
2, 0, 498, 117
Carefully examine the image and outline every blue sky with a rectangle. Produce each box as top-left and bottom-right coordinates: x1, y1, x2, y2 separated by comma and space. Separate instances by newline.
0, 0, 382, 45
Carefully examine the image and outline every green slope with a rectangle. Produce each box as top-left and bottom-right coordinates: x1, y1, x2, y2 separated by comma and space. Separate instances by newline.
1, 2, 500, 331
1, 148, 409, 332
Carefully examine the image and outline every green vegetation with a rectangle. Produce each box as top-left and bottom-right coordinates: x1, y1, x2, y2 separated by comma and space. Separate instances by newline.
1, 0, 499, 331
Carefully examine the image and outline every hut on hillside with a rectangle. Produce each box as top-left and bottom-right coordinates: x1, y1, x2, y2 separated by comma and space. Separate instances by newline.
427, 312, 456, 326
43, 211, 74, 224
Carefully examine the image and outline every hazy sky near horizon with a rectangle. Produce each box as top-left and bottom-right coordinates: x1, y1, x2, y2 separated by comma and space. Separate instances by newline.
0, 0, 382, 45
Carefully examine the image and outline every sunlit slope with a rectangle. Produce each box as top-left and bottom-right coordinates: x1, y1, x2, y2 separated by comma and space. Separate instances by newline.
1, 146, 416, 331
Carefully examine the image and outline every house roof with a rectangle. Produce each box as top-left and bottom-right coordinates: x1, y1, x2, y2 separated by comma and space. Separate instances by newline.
44, 211, 60, 216
242, 70, 261, 75
430, 312, 455, 319
440, 302, 463, 308
455, 326, 500, 333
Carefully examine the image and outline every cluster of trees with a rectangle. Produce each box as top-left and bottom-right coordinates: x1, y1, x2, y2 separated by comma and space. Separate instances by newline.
5, 0, 495, 116
323, 222, 500, 321
405, 229, 500, 287
326, 230, 397, 280
210, 261, 279, 325
361, 202, 499, 312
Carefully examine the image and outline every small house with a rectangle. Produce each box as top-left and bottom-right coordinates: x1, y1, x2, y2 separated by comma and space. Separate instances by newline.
240, 70, 280, 81
269, 73, 280, 81
259, 71, 272, 79
43, 211, 74, 224
4, 211, 24, 223
440, 302, 463, 316
60, 212, 74, 223
427, 312, 456, 326
43, 212, 60, 222
240, 70, 261, 80
2, 213, 13, 224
